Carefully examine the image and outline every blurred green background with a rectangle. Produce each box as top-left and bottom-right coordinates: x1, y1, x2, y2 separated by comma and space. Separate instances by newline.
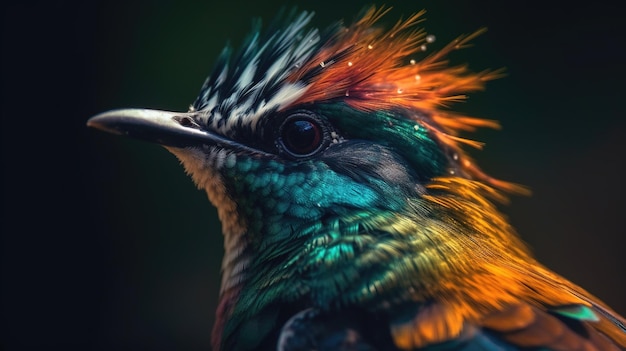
2, 0, 625, 349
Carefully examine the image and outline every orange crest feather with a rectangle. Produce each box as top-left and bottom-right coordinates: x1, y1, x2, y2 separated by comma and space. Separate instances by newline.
288, 6, 527, 194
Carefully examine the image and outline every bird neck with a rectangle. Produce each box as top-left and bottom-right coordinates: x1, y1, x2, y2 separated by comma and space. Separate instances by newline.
169, 146, 601, 350
165, 146, 251, 350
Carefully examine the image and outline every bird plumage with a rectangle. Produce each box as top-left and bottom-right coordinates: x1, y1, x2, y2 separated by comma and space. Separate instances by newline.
87, 6, 626, 351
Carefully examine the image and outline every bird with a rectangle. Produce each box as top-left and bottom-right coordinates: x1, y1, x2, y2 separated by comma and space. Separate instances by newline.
87, 6, 626, 351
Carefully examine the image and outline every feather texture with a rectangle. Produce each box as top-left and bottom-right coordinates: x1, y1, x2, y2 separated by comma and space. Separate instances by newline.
88, 5, 626, 351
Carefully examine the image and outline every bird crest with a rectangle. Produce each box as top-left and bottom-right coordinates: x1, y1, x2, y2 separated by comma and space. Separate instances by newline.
192, 6, 526, 195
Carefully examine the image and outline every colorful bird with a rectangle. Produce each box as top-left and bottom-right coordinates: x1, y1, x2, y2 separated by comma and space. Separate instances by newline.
88, 6, 626, 351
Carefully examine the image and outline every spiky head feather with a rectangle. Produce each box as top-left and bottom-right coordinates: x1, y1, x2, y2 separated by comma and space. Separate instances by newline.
192, 6, 525, 195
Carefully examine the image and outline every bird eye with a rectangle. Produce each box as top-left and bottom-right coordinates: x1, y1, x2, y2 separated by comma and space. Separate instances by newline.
279, 114, 325, 157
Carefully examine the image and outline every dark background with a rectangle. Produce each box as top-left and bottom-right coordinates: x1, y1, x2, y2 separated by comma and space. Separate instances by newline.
2, 0, 625, 349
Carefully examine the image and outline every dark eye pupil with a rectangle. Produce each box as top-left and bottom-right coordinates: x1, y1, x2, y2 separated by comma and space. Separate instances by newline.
282, 119, 322, 155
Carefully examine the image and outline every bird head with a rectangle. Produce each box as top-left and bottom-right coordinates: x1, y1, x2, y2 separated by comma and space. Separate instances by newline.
88, 7, 540, 350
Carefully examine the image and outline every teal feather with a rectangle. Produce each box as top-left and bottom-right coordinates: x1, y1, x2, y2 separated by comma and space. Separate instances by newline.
553, 305, 600, 322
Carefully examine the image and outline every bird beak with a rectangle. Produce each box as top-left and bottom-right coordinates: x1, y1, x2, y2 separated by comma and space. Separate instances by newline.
88, 108, 225, 148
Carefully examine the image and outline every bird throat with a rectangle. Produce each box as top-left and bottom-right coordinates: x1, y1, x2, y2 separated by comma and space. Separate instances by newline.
165, 146, 250, 350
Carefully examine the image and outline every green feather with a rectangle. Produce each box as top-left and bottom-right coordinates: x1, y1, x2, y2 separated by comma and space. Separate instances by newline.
553, 305, 600, 322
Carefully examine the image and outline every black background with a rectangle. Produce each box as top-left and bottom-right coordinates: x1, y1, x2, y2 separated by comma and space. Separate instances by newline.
2, 0, 625, 349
